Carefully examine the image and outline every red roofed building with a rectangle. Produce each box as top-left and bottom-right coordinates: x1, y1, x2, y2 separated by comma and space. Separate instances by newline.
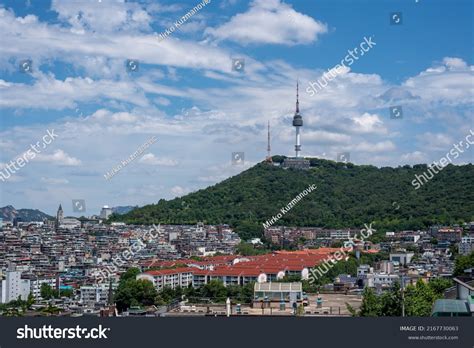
136, 248, 338, 290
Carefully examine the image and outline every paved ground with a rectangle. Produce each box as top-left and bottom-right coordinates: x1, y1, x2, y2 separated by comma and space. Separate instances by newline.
304, 293, 362, 316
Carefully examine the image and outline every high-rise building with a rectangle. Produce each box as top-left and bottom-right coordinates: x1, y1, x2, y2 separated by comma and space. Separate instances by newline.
100, 206, 113, 220
0, 268, 30, 304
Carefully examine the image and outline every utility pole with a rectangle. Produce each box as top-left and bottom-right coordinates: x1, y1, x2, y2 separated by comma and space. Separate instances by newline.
401, 276, 405, 317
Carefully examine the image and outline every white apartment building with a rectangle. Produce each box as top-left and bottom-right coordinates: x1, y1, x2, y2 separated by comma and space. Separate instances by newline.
137, 268, 194, 291
100, 206, 113, 220
390, 252, 414, 266
378, 261, 396, 274
79, 283, 115, 306
459, 237, 474, 256
372, 273, 400, 288
0, 270, 30, 303
330, 230, 350, 239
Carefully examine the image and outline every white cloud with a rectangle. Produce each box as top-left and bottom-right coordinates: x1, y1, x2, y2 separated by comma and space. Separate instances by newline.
40, 177, 69, 184
296, 130, 351, 145
351, 113, 386, 134
51, 0, 152, 34
170, 185, 189, 196
139, 153, 179, 166
0, 76, 149, 110
91, 110, 138, 123
353, 141, 396, 153
403, 57, 473, 104
34, 149, 81, 166
443, 57, 469, 71
401, 151, 427, 163
417, 132, 453, 151
0, 8, 250, 78
205, 0, 327, 45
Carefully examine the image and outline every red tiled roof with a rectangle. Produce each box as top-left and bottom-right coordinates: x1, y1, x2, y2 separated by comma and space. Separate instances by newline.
144, 267, 194, 276
139, 248, 339, 278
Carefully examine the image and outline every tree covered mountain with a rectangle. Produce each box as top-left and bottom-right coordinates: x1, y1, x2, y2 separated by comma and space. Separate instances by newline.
112, 206, 138, 215
112, 158, 474, 239
0, 205, 53, 222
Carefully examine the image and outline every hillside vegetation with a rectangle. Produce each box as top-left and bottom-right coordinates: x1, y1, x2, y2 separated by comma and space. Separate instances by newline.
112, 158, 474, 239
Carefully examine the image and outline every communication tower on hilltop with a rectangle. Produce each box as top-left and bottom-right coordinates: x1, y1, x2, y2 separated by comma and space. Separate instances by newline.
266, 121, 273, 163
282, 81, 310, 170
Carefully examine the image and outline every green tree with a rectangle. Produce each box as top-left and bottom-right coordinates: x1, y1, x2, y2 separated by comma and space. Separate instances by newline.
236, 242, 270, 256
40, 284, 55, 300
26, 293, 35, 309
428, 278, 452, 296
114, 270, 158, 312
404, 280, 437, 317
379, 282, 402, 316
453, 252, 474, 276
358, 287, 380, 317
200, 280, 228, 302
120, 268, 141, 283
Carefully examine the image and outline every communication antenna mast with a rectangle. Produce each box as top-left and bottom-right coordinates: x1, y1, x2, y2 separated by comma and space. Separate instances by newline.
266, 121, 273, 163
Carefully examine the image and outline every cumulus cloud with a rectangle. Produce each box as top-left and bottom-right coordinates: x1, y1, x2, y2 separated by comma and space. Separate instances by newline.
351, 113, 386, 134
51, 0, 152, 34
403, 57, 473, 104
34, 149, 81, 166
205, 0, 327, 45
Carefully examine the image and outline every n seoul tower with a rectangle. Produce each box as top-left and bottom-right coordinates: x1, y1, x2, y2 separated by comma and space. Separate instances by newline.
282, 81, 309, 169
292, 81, 303, 158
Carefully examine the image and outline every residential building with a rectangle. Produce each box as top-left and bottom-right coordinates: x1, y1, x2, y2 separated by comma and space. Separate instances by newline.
390, 252, 414, 266
0, 270, 30, 303
100, 206, 113, 220
459, 237, 474, 256
137, 268, 194, 291
79, 283, 115, 306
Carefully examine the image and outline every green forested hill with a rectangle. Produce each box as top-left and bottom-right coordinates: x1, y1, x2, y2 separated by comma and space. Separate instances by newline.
112, 158, 474, 239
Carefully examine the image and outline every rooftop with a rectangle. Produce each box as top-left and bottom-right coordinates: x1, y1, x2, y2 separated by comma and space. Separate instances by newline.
254, 282, 302, 292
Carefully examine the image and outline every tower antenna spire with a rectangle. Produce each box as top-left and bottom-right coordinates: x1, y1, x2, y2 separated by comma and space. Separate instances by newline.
266, 120, 272, 163
296, 79, 299, 114
292, 80, 303, 158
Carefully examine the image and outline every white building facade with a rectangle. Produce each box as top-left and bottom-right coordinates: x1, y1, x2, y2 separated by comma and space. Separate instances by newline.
0, 270, 30, 303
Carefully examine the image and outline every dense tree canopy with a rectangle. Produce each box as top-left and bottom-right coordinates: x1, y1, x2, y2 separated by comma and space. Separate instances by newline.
112, 159, 474, 239
352, 279, 452, 317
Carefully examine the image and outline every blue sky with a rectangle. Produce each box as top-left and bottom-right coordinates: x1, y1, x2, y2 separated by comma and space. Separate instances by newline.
0, 0, 473, 216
